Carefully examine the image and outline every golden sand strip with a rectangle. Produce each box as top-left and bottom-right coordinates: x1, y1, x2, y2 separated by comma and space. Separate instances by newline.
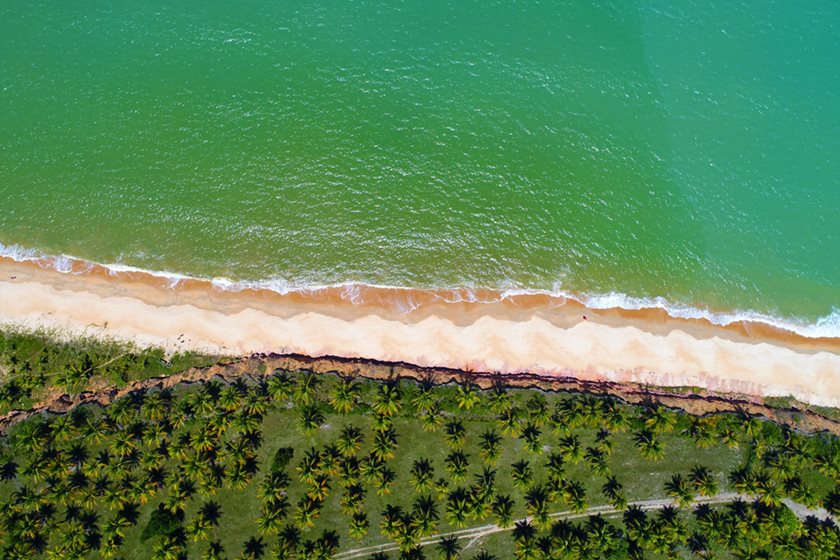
1, 258, 839, 406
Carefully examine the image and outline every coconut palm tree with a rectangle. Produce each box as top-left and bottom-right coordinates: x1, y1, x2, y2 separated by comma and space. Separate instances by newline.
557, 435, 583, 464
445, 487, 471, 528
497, 407, 521, 437
421, 402, 443, 432
584, 446, 609, 476
381, 504, 407, 538
524, 484, 550, 528
486, 382, 511, 414
437, 535, 461, 560
375, 466, 397, 496
525, 395, 551, 426
294, 496, 321, 528
373, 382, 402, 417
634, 430, 665, 461
348, 512, 369, 539
411, 494, 439, 536
410, 458, 435, 493
444, 419, 466, 448
511, 460, 532, 491
520, 423, 542, 455
298, 405, 325, 435
329, 378, 359, 414
512, 520, 538, 560
689, 465, 719, 497
340, 484, 366, 515
336, 425, 364, 457
478, 429, 502, 464
642, 406, 676, 434
266, 371, 295, 402
455, 382, 480, 412
491, 494, 515, 528
600, 476, 627, 511
665, 474, 694, 507
563, 480, 587, 512
293, 371, 321, 406
410, 380, 436, 411
445, 451, 470, 482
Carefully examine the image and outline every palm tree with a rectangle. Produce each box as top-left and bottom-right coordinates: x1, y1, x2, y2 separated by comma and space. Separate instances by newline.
642, 406, 676, 433
410, 380, 436, 410
298, 405, 325, 434
664, 474, 693, 507
512, 520, 538, 560
524, 484, 550, 528
371, 425, 399, 462
329, 378, 359, 414
375, 466, 397, 496
689, 465, 719, 497
381, 504, 407, 538
602, 399, 630, 432
445, 487, 471, 528
410, 458, 435, 493
275, 525, 301, 558
510, 460, 532, 490
267, 371, 295, 402
293, 496, 321, 528
525, 394, 551, 426
306, 473, 331, 502
336, 425, 364, 457
686, 417, 718, 449
241, 536, 265, 560
520, 423, 542, 455
340, 484, 366, 515
293, 371, 321, 406
421, 402, 443, 432
486, 382, 511, 414
623, 505, 650, 543
557, 435, 583, 463
348, 512, 369, 539
602, 476, 627, 510
497, 407, 521, 437
373, 382, 402, 417
491, 494, 515, 528
444, 419, 466, 448
634, 430, 665, 461
455, 382, 480, 411
445, 451, 470, 482
563, 480, 587, 512
478, 429, 502, 464
437, 535, 461, 560
411, 495, 439, 536
473, 551, 498, 560
584, 446, 609, 476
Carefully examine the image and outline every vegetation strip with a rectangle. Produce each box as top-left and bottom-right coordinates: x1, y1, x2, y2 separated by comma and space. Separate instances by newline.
2, 330, 840, 558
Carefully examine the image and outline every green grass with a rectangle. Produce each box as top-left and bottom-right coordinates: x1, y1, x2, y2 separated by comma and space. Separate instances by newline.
1, 367, 838, 559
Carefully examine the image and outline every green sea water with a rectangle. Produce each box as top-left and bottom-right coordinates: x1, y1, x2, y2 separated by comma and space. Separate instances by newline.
1, 1, 839, 333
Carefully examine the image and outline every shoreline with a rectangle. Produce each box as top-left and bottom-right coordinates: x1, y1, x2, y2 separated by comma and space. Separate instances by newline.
3, 242, 839, 343
1, 257, 840, 406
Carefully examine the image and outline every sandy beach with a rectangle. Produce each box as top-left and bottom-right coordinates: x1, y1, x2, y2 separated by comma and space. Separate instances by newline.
1, 256, 839, 407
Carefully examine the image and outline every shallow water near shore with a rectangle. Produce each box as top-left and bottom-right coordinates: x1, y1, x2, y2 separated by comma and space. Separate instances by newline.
1, 1, 839, 334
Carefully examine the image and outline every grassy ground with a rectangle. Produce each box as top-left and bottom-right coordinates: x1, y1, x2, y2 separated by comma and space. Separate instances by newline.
97, 381, 752, 559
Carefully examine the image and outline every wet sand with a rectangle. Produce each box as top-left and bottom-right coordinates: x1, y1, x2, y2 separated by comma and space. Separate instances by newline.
1, 257, 839, 406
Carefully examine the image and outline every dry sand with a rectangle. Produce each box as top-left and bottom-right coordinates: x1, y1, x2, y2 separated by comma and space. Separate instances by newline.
1, 257, 839, 406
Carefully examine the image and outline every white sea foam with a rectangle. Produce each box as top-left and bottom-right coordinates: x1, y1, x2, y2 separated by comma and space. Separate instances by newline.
2, 241, 838, 339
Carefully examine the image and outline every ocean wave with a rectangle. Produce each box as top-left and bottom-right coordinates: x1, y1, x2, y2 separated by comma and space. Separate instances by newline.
2, 240, 839, 339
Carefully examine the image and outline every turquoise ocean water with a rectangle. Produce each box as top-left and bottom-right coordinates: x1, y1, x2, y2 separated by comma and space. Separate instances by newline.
1, 1, 839, 335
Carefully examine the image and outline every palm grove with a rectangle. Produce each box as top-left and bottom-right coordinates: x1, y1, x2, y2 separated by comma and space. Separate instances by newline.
1, 334, 840, 559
